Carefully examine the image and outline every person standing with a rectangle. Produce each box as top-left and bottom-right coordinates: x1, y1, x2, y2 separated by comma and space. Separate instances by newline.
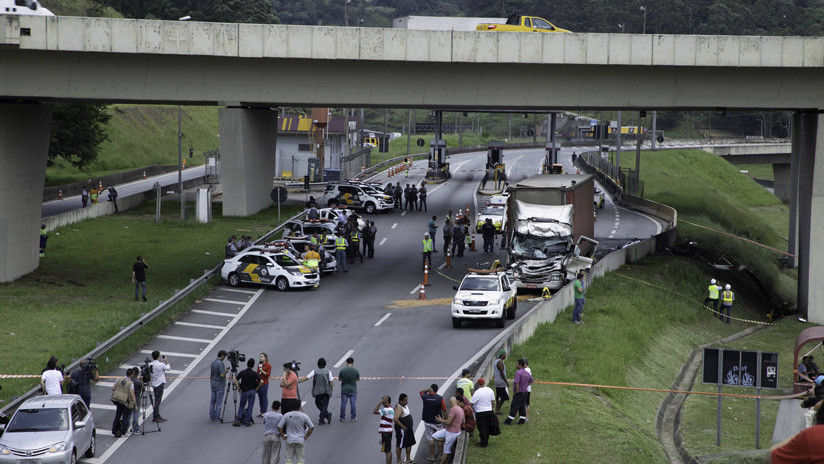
262, 401, 283, 464
393, 394, 416, 464
132, 255, 149, 302
493, 349, 509, 415
280, 362, 300, 414
523, 358, 532, 422
410, 184, 419, 211
278, 405, 314, 464
210, 350, 228, 422
149, 350, 170, 423
573, 271, 586, 324
481, 218, 496, 254
350, 228, 364, 264
107, 185, 119, 212
394, 182, 403, 209
419, 184, 428, 211
504, 358, 533, 425
70, 359, 100, 407
301, 245, 321, 274
374, 395, 395, 464
335, 235, 348, 273
89, 185, 99, 205
471, 378, 496, 448
456, 368, 474, 402
234, 358, 262, 427
225, 238, 237, 259
366, 221, 377, 258
40, 358, 64, 395
339, 357, 360, 422
452, 222, 464, 257
432, 397, 465, 464
420, 384, 447, 462
721, 284, 735, 324
428, 216, 439, 252
128, 367, 143, 434
298, 358, 334, 425
257, 353, 272, 418
422, 233, 434, 271
81, 187, 89, 208
110, 374, 136, 438
39, 224, 48, 258
443, 219, 452, 256
704, 278, 721, 315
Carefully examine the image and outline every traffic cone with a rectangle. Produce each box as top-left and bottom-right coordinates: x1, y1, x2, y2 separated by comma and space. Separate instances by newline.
423, 262, 430, 286
418, 283, 426, 300
143, 171, 147, 180
183, 158, 186, 170
58, 189, 63, 200
446, 248, 452, 269
471, 230, 476, 251
98, 180, 103, 192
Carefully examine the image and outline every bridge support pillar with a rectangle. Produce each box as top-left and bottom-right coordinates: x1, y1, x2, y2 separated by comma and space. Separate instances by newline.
792, 111, 824, 323
219, 107, 278, 217
0, 103, 53, 282
772, 163, 792, 202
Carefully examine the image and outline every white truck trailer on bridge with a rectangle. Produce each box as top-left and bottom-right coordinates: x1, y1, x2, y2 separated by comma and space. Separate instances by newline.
392, 16, 506, 32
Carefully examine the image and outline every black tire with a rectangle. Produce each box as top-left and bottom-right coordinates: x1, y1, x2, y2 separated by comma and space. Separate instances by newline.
70, 451, 77, 464
495, 313, 505, 328
365, 202, 376, 214
328, 199, 338, 207
452, 318, 462, 329
276, 277, 289, 292
85, 432, 95, 458
228, 273, 240, 287
507, 298, 517, 320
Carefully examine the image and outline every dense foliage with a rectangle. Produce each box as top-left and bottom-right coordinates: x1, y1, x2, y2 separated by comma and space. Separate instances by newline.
48, 103, 111, 169
97, 0, 279, 23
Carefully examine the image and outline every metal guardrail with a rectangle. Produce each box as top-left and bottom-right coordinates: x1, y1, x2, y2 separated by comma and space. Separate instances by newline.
1, 210, 307, 416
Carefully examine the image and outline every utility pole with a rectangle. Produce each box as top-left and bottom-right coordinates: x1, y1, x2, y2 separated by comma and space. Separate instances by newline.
407, 109, 412, 156
458, 112, 463, 148
636, 112, 643, 177
178, 104, 184, 220
616, 110, 622, 170
507, 114, 512, 140
532, 113, 537, 144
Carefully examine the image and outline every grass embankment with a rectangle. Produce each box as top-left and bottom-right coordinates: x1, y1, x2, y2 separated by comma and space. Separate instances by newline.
735, 164, 776, 182
468, 148, 800, 463
45, 105, 220, 187
0, 200, 300, 404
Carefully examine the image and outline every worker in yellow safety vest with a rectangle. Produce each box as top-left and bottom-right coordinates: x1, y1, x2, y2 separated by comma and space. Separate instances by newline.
422, 233, 434, 270
720, 284, 734, 324
703, 278, 721, 315
335, 236, 348, 273
302, 245, 320, 272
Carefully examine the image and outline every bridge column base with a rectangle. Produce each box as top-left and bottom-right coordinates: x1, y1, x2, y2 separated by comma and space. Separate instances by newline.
0, 103, 53, 282
772, 163, 791, 203
218, 107, 278, 217
794, 111, 824, 324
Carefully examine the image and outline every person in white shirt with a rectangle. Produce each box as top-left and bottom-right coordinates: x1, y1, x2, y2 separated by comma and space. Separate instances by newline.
523, 358, 532, 422
40, 357, 64, 395
470, 378, 496, 448
148, 350, 170, 422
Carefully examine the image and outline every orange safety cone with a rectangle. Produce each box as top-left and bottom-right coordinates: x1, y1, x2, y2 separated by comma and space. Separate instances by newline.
418, 283, 426, 300
58, 189, 63, 200
423, 262, 430, 286
471, 230, 476, 251
98, 180, 103, 192
143, 171, 147, 180
183, 158, 186, 170
446, 248, 452, 269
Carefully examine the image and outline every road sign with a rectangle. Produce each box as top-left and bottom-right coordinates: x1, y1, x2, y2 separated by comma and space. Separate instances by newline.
270, 187, 288, 203
702, 348, 778, 388
657, 135, 664, 144
416, 138, 425, 147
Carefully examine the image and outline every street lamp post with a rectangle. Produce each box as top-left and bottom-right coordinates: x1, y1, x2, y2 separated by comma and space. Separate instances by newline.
640, 6, 646, 34
344, 0, 351, 27
178, 15, 191, 220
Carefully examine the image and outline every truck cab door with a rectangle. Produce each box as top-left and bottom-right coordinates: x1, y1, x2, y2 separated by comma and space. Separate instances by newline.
566, 236, 599, 278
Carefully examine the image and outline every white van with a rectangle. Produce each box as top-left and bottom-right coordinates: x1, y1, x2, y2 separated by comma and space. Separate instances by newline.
1, 0, 55, 16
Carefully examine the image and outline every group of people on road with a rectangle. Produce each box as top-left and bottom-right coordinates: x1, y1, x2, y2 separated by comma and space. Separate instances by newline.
80, 185, 118, 211
329, 211, 378, 273
225, 235, 254, 259
385, 182, 428, 211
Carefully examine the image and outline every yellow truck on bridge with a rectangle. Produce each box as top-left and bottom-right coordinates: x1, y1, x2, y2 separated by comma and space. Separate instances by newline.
476, 14, 571, 33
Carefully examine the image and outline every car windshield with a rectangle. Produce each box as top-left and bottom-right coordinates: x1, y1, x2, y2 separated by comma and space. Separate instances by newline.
511, 234, 571, 258
303, 225, 331, 235
460, 277, 500, 292
481, 207, 504, 216
7, 408, 70, 432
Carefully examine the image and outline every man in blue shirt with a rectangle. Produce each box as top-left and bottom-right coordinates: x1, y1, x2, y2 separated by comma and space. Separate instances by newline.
210, 350, 228, 422
69, 359, 99, 407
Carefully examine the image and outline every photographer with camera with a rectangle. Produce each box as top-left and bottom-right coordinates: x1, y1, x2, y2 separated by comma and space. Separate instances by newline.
210, 350, 229, 422
233, 358, 261, 427
298, 358, 334, 425
149, 351, 170, 422
69, 358, 99, 407
280, 362, 301, 414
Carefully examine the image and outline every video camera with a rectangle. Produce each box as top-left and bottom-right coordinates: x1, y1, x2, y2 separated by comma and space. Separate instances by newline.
81, 357, 98, 376
287, 360, 301, 373
227, 350, 246, 371
140, 358, 153, 383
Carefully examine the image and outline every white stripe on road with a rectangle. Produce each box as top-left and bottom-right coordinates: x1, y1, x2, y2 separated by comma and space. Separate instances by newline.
156, 335, 213, 344
219, 288, 257, 295
117, 365, 184, 375
410, 284, 422, 295
95, 289, 265, 464
401, 211, 407, 217
334, 350, 355, 368
379, 238, 387, 246
96, 381, 114, 388
618, 205, 664, 235
174, 321, 226, 330
90, 403, 117, 411
140, 350, 200, 358
392, 223, 398, 229
204, 298, 246, 305
374, 313, 392, 327
438, 262, 446, 270
506, 155, 523, 177
428, 159, 471, 195
191, 309, 237, 317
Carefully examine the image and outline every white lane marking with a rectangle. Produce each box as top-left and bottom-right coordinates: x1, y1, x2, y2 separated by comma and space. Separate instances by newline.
117, 364, 184, 375
191, 309, 236, 317
174, 321, 226, 330
428, 159, 472, 196
379, 237, 387, 246
219, 288, 256, 295
401, 211, 407, 217
506, 155, 523, 177
438, 262, 446, 270
204, 298, 246, 305
140, 350, 199, 358
410, 284, 422, 295
334, 349, 355, 368
374, 313, 392, 327
617, 205, 664, 235
96, 381, 114, 388
392, 223, 398, 229
156, 334, 213, 344
95, 289, 265, 464
90, 403, 117, 411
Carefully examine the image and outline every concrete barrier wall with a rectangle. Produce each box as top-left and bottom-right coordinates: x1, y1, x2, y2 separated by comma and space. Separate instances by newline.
43, 164, 179, 201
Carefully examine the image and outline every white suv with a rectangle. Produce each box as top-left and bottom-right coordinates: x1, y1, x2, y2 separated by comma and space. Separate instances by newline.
450, 271, 517, 328
322, 183, 394, 213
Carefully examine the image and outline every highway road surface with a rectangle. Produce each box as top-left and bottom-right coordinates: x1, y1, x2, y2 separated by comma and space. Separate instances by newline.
75, 148, 662, 464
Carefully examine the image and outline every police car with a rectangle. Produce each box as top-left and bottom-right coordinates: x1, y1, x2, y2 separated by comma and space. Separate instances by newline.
221, 248, 319, 290
282, 219, 338, 250
475, 206, 507, 233
322, 182, 394, 213
594, 187, 606, 209
450, 269, 517, 328
317, 207, 366, 230
279, 237, 338, 274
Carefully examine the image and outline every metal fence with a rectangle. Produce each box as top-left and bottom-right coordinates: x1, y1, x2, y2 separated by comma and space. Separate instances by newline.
341, 147, 373, 180
582, 151, 644, 198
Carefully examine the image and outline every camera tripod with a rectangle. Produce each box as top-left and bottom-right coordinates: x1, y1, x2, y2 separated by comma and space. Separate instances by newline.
139, 383, 161, 435
219, 369, 239, 424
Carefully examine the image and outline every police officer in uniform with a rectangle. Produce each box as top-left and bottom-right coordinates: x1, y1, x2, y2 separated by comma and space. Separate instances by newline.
419, 185, 428, 211
335, 235, 348, 273
349, 228, 363, 264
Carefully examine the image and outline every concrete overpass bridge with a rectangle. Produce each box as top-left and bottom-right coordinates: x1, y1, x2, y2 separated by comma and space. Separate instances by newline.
1, 15, 823, 323
704, 143, 793, 200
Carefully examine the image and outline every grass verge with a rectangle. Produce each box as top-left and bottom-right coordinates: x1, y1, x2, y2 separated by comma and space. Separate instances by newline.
0, 200, 300, 404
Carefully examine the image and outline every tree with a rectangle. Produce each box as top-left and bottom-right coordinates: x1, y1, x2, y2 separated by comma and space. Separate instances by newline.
48, 103, 111, 170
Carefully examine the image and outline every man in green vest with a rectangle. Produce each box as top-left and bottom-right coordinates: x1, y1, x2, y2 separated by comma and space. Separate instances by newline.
720, 284, 734, 324
422, 233, 434, 270
335, 236, 348, 273
703, 278, 721, 315
349, 229, 363, 264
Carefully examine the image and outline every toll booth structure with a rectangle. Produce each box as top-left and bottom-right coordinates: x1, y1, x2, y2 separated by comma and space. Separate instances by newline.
424, 138, 450, 183
487, 140, 504, 169
544, 142, 562, 174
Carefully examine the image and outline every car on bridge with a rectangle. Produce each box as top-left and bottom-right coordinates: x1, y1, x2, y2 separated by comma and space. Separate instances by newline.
450, 269, 517, 328
221, 248, 319, 290
476, 15, 571, 33
0, 395, 96, 464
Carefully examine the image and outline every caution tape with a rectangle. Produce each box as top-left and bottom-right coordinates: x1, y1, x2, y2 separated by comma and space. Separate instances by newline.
1, 375, 803, 400
433, 268, 462, 283
615, 273, 778, 326
680, 220, 796, 258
